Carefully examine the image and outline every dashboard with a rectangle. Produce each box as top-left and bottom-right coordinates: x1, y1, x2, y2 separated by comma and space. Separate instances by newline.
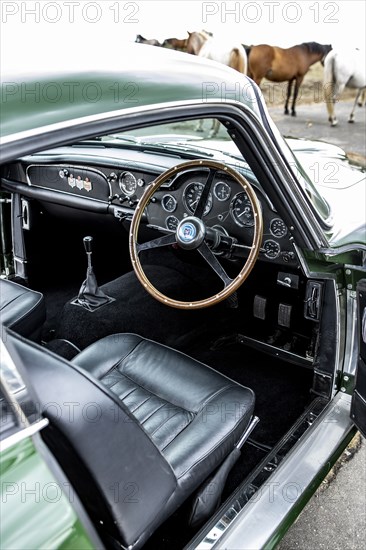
3, 145, 298, 266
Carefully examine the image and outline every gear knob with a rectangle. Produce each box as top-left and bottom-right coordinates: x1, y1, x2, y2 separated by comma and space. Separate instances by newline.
83, 236, 93, 253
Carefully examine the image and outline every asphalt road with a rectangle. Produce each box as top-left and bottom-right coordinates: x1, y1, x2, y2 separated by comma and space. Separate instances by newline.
277, 435, 366, 550
268, 98, 366, 162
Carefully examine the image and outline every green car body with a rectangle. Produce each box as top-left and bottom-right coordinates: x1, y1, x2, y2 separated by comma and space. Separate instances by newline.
1, 42, 365, 550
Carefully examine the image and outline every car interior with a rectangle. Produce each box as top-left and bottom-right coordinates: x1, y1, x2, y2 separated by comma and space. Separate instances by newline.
0, 117, 338, 549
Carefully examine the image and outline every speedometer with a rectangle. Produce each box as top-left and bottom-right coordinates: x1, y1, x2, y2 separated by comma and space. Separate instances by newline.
183, 182, 212, 216
119, 171, 137, 196
230, 192, 255, 227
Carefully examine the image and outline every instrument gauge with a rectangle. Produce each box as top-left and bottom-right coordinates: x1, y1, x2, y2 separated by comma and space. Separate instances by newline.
230, 192, 255, 227
214, 181, 231, 202
166, 215, 179, 231
270, 218, 288, 238
263, 239, 281, 259
162, 194, 177, 213
119, 171, 137, 195
183, 182, 213, 216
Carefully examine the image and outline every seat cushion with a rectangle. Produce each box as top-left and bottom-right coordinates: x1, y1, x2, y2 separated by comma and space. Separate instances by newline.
0, 279, 45, 340
7, 328, 255, 550
72, 333, 255, 489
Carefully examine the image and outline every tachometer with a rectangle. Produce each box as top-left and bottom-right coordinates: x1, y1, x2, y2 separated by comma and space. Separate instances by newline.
230, 192, 255, 227
119, 171, 137, 195
183, 182, 212, 216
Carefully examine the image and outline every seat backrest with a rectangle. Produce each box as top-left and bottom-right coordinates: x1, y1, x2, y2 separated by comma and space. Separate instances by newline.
4, 328, 177, 549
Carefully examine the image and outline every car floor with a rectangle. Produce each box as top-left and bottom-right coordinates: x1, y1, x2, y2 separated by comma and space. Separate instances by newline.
25, 231, 314, 550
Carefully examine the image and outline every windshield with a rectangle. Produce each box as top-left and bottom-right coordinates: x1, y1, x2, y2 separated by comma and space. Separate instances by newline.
97, 118, 335, 224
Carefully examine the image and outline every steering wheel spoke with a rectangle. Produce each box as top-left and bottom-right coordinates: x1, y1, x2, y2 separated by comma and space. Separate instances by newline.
194, 168, 216, 219
136, 233, 176, 253
197, 241, 233, 287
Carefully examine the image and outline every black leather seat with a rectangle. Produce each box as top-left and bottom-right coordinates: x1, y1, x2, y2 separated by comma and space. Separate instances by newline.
8, 330, 255, 550
0, 279, 45, 340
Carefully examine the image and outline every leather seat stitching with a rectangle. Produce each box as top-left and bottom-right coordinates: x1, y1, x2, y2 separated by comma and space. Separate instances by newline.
140, 402, 166, 424
93, 338, 143, 380
197, 383, 237, 412
129, 395, 152, 414
150, 409, 191, 438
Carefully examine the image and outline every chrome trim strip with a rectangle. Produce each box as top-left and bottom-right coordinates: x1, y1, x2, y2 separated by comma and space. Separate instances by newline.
0, 418, 49, 453
342, 290, 359, 377
192, 392, 353, 550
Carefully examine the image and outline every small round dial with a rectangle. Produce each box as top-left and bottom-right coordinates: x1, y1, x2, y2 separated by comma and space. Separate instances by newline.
230, 192, 255, 227
161, 194, 177, 213
270, 218, 288, 238
183, 182, 212, 216
166, 215, 179, 231
214, 181, 231, 202
119, 172, 137, 195
263, 239, 281, 259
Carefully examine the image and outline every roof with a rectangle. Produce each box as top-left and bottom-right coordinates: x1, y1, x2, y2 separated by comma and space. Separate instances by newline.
0, 42, 261, 140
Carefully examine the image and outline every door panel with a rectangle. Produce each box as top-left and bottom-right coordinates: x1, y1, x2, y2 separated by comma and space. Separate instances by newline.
351, 278, 366, 437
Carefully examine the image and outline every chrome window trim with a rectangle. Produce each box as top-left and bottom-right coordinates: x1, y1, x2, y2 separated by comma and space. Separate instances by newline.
0, 418, 49, 453
342, 289, 359, 377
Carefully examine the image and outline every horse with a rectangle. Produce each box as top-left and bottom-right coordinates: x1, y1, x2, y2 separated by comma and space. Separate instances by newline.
162, 30, 213, 52
185, 31, 247, 74
164, 31, 247, 137
161, 37, 188, 51
135, 35, 161, 47
248, 42, 332, 116
323, 48, 366, 126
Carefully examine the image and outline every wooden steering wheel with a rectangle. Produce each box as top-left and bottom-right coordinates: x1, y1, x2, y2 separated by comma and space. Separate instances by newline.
129, 160, 263, 309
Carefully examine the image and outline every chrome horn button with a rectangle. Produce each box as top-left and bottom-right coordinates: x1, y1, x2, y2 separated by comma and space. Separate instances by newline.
176, 217, 205, 250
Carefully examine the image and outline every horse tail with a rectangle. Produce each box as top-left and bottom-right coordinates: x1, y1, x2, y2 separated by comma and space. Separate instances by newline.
323, 51, 337, 123
229, 47, 246, 74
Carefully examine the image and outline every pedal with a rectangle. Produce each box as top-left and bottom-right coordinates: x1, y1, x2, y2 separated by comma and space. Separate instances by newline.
253, 295, 267, 320
278, 303, 292, 328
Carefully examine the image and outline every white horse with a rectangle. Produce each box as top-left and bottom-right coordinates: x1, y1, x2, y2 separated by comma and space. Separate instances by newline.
188, 31, 248, 138
323, 48, 366, 126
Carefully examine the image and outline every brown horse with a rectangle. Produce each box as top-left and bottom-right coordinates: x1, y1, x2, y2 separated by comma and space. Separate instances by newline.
135, 35, 161, 47
162, 37, 188, 52
162, 30, 213, 51
248, 42, 332, 116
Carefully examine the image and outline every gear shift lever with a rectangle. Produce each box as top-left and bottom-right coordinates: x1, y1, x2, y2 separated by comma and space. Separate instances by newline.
72, 236, 114, 311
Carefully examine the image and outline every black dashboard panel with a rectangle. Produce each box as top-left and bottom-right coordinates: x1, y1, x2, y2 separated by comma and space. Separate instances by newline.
27, 164, 111, 202
7, 144, 298, 266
